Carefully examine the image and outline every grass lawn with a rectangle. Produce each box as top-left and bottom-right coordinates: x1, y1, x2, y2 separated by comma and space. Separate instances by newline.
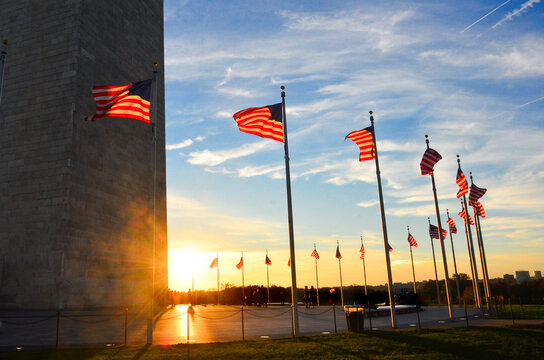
3, 325, 543, 360
491, 304, 544, 320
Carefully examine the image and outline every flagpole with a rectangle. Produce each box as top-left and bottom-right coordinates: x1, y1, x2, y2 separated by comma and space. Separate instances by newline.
314, 243, 320, 306
447, 209, 462, 306
369, 111, 397, 328
0, 40, 7, 105
147, 61, 159, 345
241, 251, 245, 305
281, 86, 300, 335
361, 236, 368, 296
337, 240, 344, 306
407, 227, 417, 294
266, 249, 270, 305
428, 217, 441, 306
425, 135, 453, 319
217, 253, 220, 305
461, 198, 480, 308
458, 156, 483, 310
470, 173, 493, 312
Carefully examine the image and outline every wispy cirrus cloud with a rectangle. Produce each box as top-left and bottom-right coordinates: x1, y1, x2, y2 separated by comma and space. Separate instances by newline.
186, 140, 279, 166
166, 136, 205, 150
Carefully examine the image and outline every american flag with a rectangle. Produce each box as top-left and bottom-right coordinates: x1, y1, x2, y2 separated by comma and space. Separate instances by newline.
287, 257, 291, 267
335, 245, 342, 259
265, 255, 272, 265
236, 257, 243, 270
475, 201, 486, 218
210, 257, 218, 269
387, 243, 393, 252
359, 244, 365, 260
429, 224, 447, 239
447, 218, 457, 234
420, 148, 442, 175
459, 208, 475, 225
408, 233, 418, 247
233, 103, 283, 142
456, 169, 469, 198
85, 80, 152, 123
345, 126, 375, 162
310, 249, 320, 259
469, 184, 487, 205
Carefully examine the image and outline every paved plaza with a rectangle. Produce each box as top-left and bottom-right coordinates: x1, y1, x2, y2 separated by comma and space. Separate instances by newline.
0, 304, 495, 350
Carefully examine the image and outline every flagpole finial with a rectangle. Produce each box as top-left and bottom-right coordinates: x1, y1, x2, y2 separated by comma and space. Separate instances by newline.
281, 85, 285, 98
425, 134, 430, 148
369, 110, 374, 124
407, 225, 410, 232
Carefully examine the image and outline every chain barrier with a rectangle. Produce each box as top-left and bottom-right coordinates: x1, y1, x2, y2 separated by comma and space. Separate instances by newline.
244, 308, 292, 318
298, 307, 333, 316
192, 309, 242, 320
1, 315, 56, 326
62, 315, 123, 324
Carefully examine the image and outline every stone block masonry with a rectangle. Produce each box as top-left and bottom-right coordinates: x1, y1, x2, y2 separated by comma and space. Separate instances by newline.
0, 0, 167, 310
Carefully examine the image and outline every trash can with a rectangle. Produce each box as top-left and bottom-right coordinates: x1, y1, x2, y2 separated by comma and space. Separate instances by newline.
344, 306, 365, 332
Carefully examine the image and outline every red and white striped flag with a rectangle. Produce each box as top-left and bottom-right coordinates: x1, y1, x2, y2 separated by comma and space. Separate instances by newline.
236, 257, 243, 270
345, 126, 375, 162
85, 80, 152, 123
233, 103, 283, 142
469, 184, 487, 205
265, 255, 272, 265
475, 201, 486, 218
447, 218, 457, 234
420, 148, 442, 175
359, 244, 365, 260
459, 208, 475, 225
456, 168, 469, 198
408, 233, 418, 247
429, 224, 447, 239
310, 249, 320, 259
335, 244, 342, 259
210, 257, 218, 269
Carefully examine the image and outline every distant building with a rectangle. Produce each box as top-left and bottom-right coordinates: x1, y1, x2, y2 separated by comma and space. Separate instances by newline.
515, 271, 531, 284
535, 271, 542, 279
503, 274, 515, 283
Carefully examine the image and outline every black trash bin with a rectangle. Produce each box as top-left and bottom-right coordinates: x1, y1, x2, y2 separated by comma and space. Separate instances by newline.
344, 306, 365, 332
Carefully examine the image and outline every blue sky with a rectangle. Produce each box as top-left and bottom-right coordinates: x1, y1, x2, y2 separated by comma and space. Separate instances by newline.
162, 0, 544, 291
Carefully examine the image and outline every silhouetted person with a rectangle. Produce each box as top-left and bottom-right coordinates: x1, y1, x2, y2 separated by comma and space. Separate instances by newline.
304, 286, 310, 308
309, 286, 316, 308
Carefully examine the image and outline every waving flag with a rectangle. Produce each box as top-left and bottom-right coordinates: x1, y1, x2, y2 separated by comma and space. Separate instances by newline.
345, 126, 375, 162
85, 80, 152, 123
420, 148, 442, 175
287, 257, 291, 267
429, 224, 447, 239
459, 209, 475, 225
359, 244, 365, 260
456, 169, 469, 198
469, 184, 487, 205
408, 233, 418, 247
265, 255, 272, 265
233, 103, 283, 142
335, 245, 342, 259
474, 201, 486, 218
236, 257, 243, 270
310, 249, 320, 259
210, 257, 218, 269
447, 218, 457, 234
386, 243, 393, 252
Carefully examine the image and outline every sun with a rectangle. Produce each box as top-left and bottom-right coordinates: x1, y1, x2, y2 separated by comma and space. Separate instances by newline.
168, 248, 215, 292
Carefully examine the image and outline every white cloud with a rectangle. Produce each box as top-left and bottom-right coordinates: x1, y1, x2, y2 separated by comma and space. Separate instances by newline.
187, 141, 278, 166
166, 136, 205, 150
492, 0, 541, 29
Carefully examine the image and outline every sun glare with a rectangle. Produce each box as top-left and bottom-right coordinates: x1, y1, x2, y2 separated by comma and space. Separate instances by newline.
168, 248, 216, 291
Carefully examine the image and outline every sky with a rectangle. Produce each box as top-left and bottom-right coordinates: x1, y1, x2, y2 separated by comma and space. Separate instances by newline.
162, 0, 544, 292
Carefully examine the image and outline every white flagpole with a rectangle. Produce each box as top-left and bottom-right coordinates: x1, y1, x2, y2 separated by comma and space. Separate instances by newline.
408, 227, 417, 294
0, 40, 7, 105
217, 253, 220, 305
314, 243, 320, 306
281, 86, 299, 335
361, 236, 368, 296
241, 251, 245, 304
266, 249, 270, 305
469, 173, 493, 313
337, 240, 344, 306
458, 156, 483, 311
147, 61, 159, 345
428, 217, 441, 306
425, 135, 453, 319
447, 209, 463, 306
369, 111, 396, 328
461, 198, 480, 307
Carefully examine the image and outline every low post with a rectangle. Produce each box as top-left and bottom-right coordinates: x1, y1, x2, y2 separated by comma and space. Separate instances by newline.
463, 300, 469, 327
509, 297, 515, 325
241, 306, 245, 341
56, 310, 60, 349
187, 307, 190, 359
369, 305, 373, 330
333, 304, 337, 333
356, 306, 360, 332
416, 304, 421, 328
124, 308, 128, 346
